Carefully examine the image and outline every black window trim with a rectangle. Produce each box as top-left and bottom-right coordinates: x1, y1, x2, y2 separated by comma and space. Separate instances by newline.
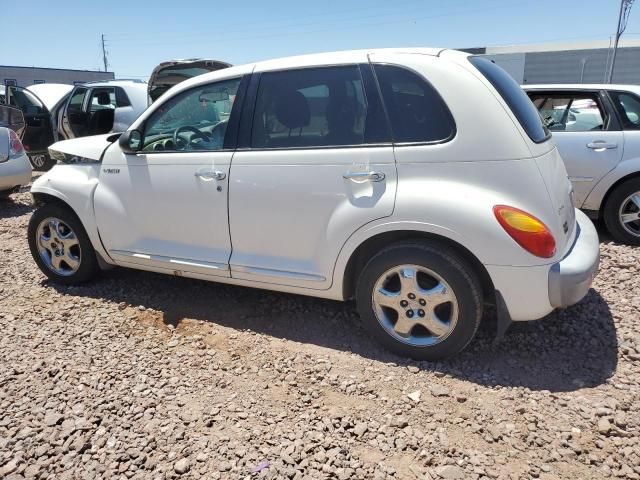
370, 62, 457, 147
238, 63, 395, 152
135, 74, 249, 154
525, 88, 620, 132
471, 57, 551, 144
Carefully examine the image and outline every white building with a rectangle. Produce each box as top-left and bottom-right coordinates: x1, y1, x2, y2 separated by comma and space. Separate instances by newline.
466, 38, 640, 84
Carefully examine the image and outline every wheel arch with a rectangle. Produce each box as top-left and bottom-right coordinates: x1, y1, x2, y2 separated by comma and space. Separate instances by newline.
340, 229, 495, 304
30, 188, 113, 266
598, 170, 640, 218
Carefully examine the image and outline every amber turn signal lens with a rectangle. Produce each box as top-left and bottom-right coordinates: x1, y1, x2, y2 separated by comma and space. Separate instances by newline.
493, 205, 556, 258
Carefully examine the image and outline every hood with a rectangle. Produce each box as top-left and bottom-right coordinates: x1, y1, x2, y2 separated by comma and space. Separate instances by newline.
48, 134, 117, 164
148, 59, 232, 103
26, 83, 73, 111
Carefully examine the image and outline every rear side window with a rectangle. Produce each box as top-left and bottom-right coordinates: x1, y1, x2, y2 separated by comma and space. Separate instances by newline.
251, 66, 378, 149
529, 93, 606, 132
374, 65, 454, 143
469, 56, 550, 143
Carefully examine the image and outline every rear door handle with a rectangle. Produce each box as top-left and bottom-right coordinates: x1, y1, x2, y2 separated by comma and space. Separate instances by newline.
587, 141, 618, 150
195, 170, 226, 181
343, 171, 386, 182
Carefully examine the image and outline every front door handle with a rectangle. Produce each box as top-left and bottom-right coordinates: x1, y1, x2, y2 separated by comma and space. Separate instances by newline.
587, 141, 618, 150
343, 171, 386, 182
195, 170, 226, 181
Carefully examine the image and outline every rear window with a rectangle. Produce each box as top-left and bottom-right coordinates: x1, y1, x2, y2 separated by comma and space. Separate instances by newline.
469, 56, 550, 143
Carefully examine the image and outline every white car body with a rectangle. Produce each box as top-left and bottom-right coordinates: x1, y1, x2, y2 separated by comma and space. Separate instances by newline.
30, 49, 600, 357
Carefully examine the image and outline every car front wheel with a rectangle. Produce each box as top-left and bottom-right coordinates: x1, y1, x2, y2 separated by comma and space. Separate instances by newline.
28, 203, 99, 285
356, 242, 483, 360
603, 178, 640, 245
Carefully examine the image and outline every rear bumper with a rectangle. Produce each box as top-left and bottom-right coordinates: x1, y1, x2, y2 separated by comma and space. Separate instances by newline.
0, 153, 32, 191
548, 209, 600, 308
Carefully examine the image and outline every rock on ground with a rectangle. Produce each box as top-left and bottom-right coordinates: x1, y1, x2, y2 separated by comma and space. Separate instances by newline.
0, 178, 639, 479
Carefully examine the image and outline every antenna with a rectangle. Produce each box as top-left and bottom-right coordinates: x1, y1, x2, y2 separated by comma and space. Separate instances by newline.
101, 34, 109, 72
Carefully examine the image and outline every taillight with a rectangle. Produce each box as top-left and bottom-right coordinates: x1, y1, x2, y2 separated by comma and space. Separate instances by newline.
493, 205, 556, 258
8, 129, 25, 159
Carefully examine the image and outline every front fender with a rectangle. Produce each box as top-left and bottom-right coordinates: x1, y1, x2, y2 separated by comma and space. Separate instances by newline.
31, 165, 111, 263
582, 156, 640, 211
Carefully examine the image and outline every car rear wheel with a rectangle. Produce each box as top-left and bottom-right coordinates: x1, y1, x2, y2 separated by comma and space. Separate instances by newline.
603, 178, 640, 246
29, 154, 56, 171
28, 203, 99, 285
356, 242, 483, 360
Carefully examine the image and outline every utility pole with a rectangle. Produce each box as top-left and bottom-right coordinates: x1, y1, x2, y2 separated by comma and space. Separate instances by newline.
101, 34, 109, 72
607, 0, 635, 83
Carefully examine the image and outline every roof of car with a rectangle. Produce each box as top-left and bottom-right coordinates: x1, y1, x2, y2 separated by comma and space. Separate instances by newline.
524, 84, 640, 93
168, 47, 459, 96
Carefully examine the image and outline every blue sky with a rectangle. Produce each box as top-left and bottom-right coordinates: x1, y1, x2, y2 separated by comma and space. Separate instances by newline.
3, 0, 637, 78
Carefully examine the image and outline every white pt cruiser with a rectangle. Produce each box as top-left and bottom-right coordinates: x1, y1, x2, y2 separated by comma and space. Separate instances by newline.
28, 49, 600, 360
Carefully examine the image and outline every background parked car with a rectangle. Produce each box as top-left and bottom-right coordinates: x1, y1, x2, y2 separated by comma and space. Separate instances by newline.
0, 122, 32, 199
525, 85, 640, 244
0, 59, 231, 171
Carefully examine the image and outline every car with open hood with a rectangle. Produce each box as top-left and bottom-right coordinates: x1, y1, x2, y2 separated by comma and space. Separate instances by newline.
27, 48, 599, 360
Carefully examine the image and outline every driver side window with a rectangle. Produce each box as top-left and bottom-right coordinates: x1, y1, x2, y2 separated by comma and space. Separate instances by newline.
142, 77, 241, 152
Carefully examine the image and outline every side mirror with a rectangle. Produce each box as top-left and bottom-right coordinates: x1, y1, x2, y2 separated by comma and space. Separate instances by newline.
119, 129, 143, 154
0, 105, 26, 138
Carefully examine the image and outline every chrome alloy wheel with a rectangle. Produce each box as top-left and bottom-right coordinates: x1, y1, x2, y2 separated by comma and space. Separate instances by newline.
372, 265, 458, 347
35, 217, 81, 276
619, 192, 640, 237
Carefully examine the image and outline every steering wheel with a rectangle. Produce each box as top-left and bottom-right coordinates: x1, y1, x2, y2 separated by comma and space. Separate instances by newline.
173, 125, 209, 150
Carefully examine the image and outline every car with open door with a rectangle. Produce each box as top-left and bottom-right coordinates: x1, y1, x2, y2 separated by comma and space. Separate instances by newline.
2, 60, 231, 172
3, 84, 71, 170
525, 85, 640, 245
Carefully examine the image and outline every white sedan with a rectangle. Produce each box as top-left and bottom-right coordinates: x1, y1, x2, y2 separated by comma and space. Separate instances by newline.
525, 84, 640, 245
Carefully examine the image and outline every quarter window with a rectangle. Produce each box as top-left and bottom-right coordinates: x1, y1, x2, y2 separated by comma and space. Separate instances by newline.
251, 66, 374, 148
373, 64, 455, 143
142, 77, 241, 152
470, 56, 550, 143
610, 91, 640, 130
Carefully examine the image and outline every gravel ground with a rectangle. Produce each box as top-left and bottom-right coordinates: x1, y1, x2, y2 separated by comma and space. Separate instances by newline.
1, 180, 639, 480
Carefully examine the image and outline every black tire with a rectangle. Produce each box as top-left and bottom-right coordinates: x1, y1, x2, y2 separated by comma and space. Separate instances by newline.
29, 154, 56, 171
603, 178, 640, 246
28, 203, 99, 285
356, 242, 483, 361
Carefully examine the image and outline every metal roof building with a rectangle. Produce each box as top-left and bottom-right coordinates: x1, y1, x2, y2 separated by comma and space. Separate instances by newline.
0, 65, 114, 87
465, 38, 640, 85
